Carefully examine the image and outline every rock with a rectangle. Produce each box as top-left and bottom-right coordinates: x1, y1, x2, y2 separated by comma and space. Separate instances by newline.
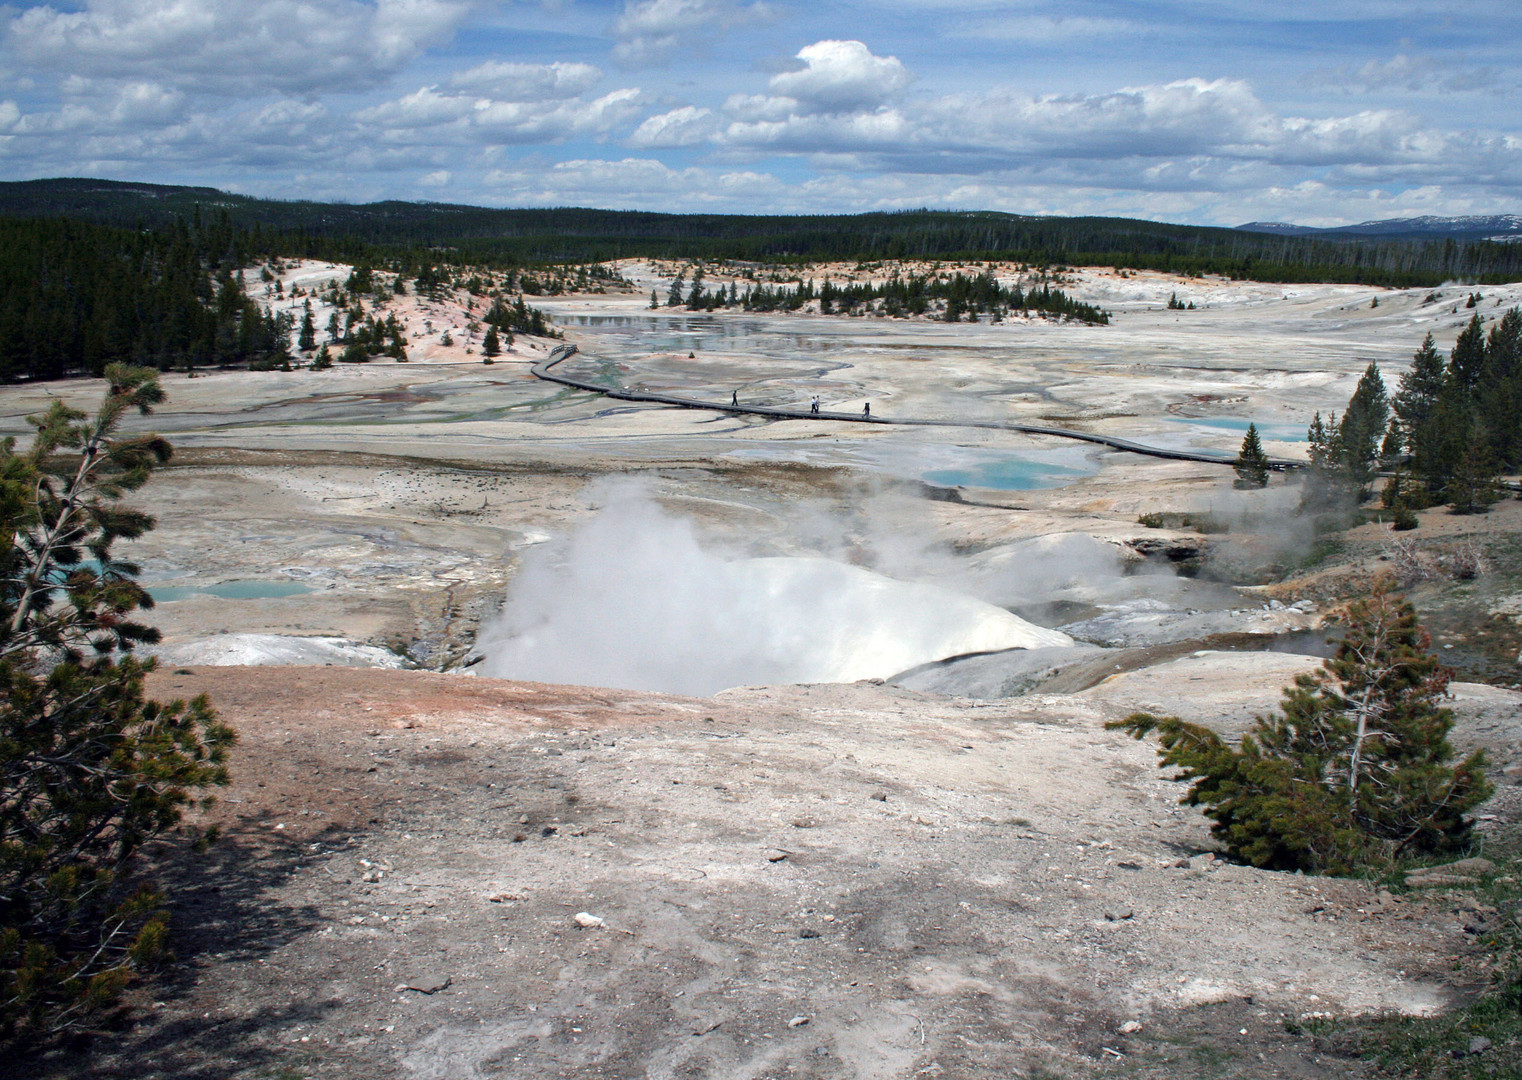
1105, 907, 1134, 922
572, 912, 605, 928
766, 850, 790, 863
1468, 1036, 1492, 1055
869, 791, 888, 802
788, 1015, 810, 1028
799, 928, 820, 939
1438, 857, 1496, 876
1405, 871, 1478, 888
403, 974, 451, 994
1118, 1020, 1143, 1035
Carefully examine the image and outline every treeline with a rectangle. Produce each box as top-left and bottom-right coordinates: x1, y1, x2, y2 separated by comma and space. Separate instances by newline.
1271, 309, 1521, 521
0, 214, 571, 382
665, 267, 1108, 323
0, 216, 292, 380
6, 178, 1522, 286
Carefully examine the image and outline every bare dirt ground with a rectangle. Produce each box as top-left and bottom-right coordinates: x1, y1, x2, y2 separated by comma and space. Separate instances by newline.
23, 665, 1516, 1080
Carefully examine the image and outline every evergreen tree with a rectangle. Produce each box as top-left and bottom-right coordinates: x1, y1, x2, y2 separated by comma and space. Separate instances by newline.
312, 344, 333, 370
1112, 587, 1490, 875
0, 366, 234, 1035
1233, 423, 1270, 488
1339, 362, 1389, 490
1478, 308, 1522, 470
1449, 313, 1487, 388
483, 325, 501, 358
297, 303, 316, 352
1445, 422, 1501, 514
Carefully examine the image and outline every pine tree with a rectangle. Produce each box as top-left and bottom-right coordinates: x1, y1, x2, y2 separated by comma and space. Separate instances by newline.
1234, 423, 1270, 487
1112, 588, 1490, 875
1445, 422, 1501, 514
0, 366, 234, 1035
1449, 313, 1487, 388
1478, 308, 1522, 470
297, 303, 316, 352
483, 325, 501, 358
1340, 362, 1389, 490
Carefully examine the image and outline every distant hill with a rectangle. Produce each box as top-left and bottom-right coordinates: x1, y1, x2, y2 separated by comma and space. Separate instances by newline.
3, 177, 1521, 285
1238, 214, 1522, 243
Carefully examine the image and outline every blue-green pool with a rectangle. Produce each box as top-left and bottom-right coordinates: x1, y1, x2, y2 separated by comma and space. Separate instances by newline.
924, 457, 1086, 491
150, 580, 314, 603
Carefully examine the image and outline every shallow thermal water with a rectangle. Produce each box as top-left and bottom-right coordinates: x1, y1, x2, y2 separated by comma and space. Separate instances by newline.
150, 580, 314, 602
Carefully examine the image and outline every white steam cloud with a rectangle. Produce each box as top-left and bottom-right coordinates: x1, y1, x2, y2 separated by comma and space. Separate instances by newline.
473, 485, 1070, 695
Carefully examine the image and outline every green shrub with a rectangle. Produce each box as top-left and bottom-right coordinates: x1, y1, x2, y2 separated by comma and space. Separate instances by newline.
1111, 587, 1490, 875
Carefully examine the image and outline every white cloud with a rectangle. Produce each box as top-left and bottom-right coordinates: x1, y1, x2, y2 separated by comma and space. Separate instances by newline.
483, 155, 786, 206
449, 60, 604, 100
5, 0, 473, 97
768, 40, 910, 114
611, 0, 772, 67
627, 105, 717, 147
1319, 54, 1505, 95
355, 84, 644, 145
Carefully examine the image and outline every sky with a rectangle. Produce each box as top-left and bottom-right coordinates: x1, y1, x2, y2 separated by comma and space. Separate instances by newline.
1, 0, 1519, 225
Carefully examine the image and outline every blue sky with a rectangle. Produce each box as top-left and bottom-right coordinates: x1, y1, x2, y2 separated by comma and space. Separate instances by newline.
1, 0, 1519, 224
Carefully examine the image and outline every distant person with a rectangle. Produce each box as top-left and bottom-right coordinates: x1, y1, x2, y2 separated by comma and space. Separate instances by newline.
732, 390, 738, 407
863, 402, 870, 418
810, 396, 819, 414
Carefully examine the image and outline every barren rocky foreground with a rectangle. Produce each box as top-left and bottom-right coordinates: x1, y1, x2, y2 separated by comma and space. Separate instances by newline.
22, 660, 1515, 1080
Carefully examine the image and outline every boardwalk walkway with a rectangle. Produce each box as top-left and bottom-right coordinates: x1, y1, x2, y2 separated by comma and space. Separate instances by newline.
531, 343, 1304, 471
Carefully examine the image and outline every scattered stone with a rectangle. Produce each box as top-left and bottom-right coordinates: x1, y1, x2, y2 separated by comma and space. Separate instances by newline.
1468, 1036, 1492, 1056
766, 850, 790, 863
1438, 857, 1496, 876
1105, 907, 1134, 922
487, 892, 524, 903
791, 817, 818, 829
870, 791, 888, 802
788, 1015, 810, 1028
572, 912, 605, 929
799, 928, 820, 939
1405, 871, 1478, 888
1118, 1021, 1143, 1035
402, 975, 451, 994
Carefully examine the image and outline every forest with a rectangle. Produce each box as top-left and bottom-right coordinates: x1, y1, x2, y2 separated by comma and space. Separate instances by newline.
1239, 308, 1522, 516
5, 176, 1522, 383
6, 177, 1522, 286
666, 266, 1109, 323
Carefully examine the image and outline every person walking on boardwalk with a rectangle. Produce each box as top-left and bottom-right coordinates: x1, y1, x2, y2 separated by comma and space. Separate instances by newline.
862, 402, 870, 418
811, 396, 819, 414
732, 390, 738, 407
